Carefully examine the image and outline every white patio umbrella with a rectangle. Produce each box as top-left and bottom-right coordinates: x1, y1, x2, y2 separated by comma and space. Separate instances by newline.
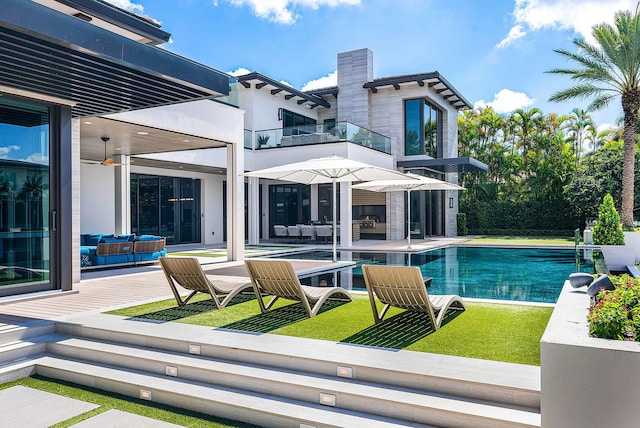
244, 155, 412, 262
352, 173, 465, 249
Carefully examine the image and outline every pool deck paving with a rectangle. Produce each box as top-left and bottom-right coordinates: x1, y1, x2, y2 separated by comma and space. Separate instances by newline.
0, 238, 543, 427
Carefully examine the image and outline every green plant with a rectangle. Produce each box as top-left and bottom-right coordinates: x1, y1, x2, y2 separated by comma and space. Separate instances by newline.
256, 134, 270, 147
592, 194, 625, 245
588, 275, 640, 340
456, 212, 467, 236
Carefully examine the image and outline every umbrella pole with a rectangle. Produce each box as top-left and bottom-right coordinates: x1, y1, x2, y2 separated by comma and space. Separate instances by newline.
332, 178, 337, 262
406, 189, 411, 249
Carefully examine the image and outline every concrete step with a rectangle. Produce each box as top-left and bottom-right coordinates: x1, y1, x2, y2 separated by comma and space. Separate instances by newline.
57, 315, 541, 410
33, 355, 432, 428
46, 335, 540, 427
0, 321, 55, 345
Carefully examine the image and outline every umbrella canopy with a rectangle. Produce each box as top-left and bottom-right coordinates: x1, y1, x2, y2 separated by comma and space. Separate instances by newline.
352, 173, 465, 248
245, 155, 411, 261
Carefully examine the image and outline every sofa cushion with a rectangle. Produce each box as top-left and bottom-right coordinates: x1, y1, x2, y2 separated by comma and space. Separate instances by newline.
84, 233, 104, 246
136, 234, 161, 241
116, 234, 136, 242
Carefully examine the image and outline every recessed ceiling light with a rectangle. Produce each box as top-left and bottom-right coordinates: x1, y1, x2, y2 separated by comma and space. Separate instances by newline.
83, 121, 92, 125
137, 131, 149, 135
182, 139, 190, 143
115, 148, 121, 151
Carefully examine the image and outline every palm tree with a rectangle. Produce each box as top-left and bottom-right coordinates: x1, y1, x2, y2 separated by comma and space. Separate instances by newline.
547, 6, 640, 228
566, 108, 596, 163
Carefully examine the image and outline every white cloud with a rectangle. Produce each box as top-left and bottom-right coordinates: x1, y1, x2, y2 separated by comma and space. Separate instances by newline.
102, 0, 160, 25
496, 24, 526, 49
227, 67, 252, 77
23, 153, 49, 165
220, 0, 360, 24
0, 145, 20, 158
497, 0, 637, 48
474, 89, 535, 114
301, 71, 337, 91
103, 0, 144, 14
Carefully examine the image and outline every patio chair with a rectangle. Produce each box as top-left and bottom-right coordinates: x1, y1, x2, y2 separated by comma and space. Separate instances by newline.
361, 264, 465, 330
159, 257, 253, 308
314, 225, 332, 243
244, 259, 353, 318
299, 224, 316, 241
273, 225, 288, 239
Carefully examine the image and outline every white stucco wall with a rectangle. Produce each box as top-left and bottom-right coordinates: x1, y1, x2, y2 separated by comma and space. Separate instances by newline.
80, 163, 116, 234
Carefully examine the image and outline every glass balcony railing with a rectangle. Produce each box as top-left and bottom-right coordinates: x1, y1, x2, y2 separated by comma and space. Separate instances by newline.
251, 122, 391, 154
244, 129, 253, 149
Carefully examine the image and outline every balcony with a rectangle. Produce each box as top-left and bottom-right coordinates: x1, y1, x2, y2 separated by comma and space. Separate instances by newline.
251, 122, 391, 154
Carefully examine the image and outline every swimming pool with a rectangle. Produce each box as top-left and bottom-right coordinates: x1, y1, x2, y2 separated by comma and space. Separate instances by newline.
272, 246, 594, 303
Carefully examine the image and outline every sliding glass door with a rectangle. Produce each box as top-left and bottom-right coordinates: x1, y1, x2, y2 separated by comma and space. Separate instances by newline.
131, 174, 201, 244
0, 97, 51, 295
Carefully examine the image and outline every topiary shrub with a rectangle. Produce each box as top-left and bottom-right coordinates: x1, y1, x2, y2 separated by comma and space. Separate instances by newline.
456, 212, 467, 236
593, 193, 625, 245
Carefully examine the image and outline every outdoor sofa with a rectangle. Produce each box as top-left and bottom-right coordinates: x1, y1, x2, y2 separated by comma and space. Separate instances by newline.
80, 233, 166, 269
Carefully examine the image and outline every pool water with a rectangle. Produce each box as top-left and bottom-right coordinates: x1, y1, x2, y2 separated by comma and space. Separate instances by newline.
274, 246, 594, 303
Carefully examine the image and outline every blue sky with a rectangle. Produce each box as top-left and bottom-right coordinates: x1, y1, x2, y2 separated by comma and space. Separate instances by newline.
110, 0, 640, 129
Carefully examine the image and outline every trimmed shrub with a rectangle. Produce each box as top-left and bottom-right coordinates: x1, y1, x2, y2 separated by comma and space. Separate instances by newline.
460, 200, 582, 235
592, 194, 624, 245
457, 212, 467, 236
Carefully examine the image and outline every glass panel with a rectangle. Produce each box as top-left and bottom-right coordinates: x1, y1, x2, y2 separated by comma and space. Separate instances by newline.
160, 177, 175, 244
179, 178, 200, 243
317, 184, 339, 223
424, 101, 440, 158
0, 97, 50, 292
137, 177, 159, 236
269, 184, 311, 237
404, 99, 422, 155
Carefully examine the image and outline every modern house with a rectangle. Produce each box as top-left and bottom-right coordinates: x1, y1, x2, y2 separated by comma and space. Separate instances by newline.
0, 0, 245, 297
0, 0, 484, 298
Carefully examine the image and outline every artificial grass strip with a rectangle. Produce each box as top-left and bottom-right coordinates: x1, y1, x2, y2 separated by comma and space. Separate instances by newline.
464, 236, 575, 245
108, 294, 552, 366
0, 376, 255, 428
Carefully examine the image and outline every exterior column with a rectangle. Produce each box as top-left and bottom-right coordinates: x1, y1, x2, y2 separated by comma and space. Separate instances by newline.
113, 154, 130, 235
339, 181, 352, 249
247, 176, 259, 244
226, 140, 244, 261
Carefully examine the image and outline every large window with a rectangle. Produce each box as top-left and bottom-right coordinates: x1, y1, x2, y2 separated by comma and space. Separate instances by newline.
404, 99, 442, 157
282, 109, 316, 135
131, 174, 201, 244
268, 184, 310, 237
0, 97, 51, 294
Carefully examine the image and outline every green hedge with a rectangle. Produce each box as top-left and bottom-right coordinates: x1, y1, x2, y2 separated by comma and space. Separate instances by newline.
461, 200, 581, 235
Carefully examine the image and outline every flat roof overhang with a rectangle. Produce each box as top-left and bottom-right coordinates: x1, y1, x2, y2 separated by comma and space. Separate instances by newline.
363, 72, 472, 111
237, 72, 330, 109
0, 0, 230, 117
398, 157, 488, 174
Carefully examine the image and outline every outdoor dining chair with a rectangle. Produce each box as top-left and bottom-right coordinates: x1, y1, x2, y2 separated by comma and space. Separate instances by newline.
361, 264, 465, 330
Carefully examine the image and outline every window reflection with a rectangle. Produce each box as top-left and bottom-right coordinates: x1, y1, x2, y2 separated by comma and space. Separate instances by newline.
0, 97, 50, 291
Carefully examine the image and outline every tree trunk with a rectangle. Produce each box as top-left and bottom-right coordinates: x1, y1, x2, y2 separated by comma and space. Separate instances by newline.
621, 94, 638, 229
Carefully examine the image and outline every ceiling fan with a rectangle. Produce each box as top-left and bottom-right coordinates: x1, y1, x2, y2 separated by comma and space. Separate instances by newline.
100, 136, 123, 166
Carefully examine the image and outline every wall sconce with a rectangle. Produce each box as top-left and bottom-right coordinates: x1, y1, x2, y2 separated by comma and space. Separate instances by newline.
139, 389, 152, 400
449, 197, 454, 208
278, 108, 283, 121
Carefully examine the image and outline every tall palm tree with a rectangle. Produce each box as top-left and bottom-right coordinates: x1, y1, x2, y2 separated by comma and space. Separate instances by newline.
547, 7, 640, 228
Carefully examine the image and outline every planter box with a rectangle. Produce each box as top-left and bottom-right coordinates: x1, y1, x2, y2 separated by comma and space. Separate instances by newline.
541, 281, 640, 427
624, 231, 640, 262
599, 244, 634, 272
